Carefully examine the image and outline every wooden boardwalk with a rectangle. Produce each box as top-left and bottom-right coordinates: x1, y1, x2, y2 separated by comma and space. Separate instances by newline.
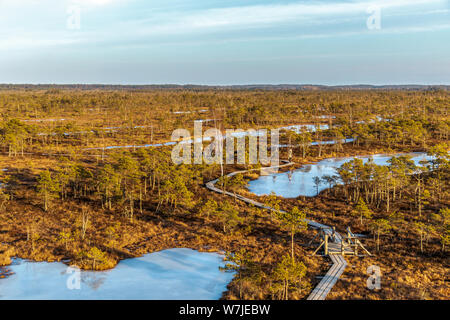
205, 161, 348, 300
307, 254, 347, 300
306, 227, 348, 300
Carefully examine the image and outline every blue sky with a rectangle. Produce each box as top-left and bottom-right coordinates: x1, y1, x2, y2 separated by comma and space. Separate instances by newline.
0, 0, 449, 85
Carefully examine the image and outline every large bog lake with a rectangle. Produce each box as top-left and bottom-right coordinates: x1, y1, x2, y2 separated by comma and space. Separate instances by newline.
0, 248, 233, 300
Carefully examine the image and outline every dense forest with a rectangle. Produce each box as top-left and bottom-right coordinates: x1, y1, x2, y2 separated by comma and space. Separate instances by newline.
0, 88, 448, 300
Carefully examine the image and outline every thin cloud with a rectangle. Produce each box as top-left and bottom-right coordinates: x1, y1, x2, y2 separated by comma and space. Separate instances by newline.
133, 0, 446, 33
71, 0, 127, 7
0, 0, 122, 4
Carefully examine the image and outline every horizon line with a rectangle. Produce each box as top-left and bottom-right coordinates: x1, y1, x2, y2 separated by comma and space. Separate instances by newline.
1, 83, 449, 87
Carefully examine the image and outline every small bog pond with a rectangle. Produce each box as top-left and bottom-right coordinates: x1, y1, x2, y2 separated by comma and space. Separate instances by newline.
0, 248, 233, 300
248, 153, 433, 198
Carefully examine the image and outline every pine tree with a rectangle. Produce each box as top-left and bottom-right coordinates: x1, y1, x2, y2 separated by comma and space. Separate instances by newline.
276, 206, 308, 260
218, 201, 243, 234
352, 198, 373, 226
369, 219, 392, 252
86, 247, 107, 270
271, 254, 308, 300
37, 170, 60, 211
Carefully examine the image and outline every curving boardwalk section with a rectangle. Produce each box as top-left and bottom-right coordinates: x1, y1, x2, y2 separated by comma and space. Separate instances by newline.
307, 255, 347, 300
205, 161, 347, 300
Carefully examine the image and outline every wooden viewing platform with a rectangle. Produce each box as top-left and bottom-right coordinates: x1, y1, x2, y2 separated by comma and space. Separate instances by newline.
205, 161, 370, 300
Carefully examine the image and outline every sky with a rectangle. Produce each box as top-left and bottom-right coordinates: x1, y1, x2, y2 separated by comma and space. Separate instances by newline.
0, 0, 449, 85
